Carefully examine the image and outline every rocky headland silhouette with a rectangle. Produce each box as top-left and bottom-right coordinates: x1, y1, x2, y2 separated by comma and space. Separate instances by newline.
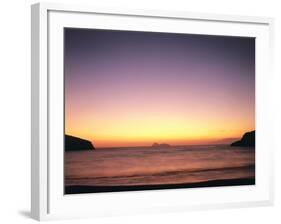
231, 131, 255, 147
65, 135, 94, 151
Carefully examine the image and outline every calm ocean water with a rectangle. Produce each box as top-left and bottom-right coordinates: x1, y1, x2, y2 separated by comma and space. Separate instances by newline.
65, 145, 255, 187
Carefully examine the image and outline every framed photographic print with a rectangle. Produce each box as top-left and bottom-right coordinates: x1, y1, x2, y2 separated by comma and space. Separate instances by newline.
31, 2, 274, 221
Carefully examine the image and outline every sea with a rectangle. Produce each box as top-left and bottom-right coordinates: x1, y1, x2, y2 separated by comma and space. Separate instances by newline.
65, 145, 255, 190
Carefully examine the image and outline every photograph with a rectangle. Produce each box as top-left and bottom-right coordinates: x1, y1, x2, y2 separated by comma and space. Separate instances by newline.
64, 28, 255, 194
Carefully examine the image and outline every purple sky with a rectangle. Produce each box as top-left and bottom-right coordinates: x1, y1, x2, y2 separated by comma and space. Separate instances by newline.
64, 28, 255, 147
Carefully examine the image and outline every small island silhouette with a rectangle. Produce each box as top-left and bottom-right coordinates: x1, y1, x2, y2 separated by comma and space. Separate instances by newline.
152, 143, 171, 148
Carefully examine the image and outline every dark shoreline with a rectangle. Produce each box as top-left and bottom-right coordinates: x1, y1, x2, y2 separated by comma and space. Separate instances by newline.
65, 178, 255, 194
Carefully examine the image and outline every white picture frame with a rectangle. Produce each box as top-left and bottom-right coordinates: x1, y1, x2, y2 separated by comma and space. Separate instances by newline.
31, 2, 274, 221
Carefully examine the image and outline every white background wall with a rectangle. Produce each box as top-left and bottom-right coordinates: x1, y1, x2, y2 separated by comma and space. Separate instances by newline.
0, 0, 280, 223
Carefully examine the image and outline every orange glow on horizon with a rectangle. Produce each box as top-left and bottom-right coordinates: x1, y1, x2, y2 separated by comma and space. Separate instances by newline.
65, 105, 254, 148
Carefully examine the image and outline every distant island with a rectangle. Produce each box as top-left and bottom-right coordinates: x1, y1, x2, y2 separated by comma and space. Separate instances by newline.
65, 135, 95, 151
231, 131, 255, 147
152, 143, 171, 148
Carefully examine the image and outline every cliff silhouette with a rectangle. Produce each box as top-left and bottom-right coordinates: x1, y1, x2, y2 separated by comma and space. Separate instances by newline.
65, 135, 94, 151
231, 131, 255, 147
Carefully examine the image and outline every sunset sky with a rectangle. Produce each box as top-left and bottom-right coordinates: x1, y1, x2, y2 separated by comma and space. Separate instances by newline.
64, 28, 255, 148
